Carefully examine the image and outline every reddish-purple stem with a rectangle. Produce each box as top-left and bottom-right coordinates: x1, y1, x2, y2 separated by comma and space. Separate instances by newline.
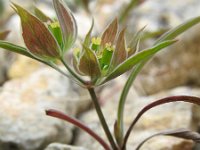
46, 109, 111, 150
122, 95, 200, 150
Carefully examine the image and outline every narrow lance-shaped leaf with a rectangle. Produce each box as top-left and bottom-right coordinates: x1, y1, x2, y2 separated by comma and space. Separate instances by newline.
0, 40, 34, 58
46, 109, 111, 150
118, 16, 200, 148
34, 7, 52, 23
12, 3, 60, 58
101, 18, 118, 47
78, 45, 101, 80
136, 129, 200, 150
0, 30, 10, 40
155, 16, 200, 44
53, 0, 77, 51
0, 42, 76, 83
116, 58, 148, 147
122, 95, 200, 150
110, 28, 127, 69
103, 40, 176, 83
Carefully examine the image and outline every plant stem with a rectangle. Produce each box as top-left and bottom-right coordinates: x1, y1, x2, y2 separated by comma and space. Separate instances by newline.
60, 57, 85, 84
46, 109, 111, 150
88, 88, 118, 150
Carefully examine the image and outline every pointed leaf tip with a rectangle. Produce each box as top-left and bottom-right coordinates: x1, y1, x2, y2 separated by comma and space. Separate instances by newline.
111, 28, 127, 68
84, 18, 94, 47
53, 0, 77, 51
101, 18, 118, 47
34, 7, 53, 23
12, 3, 60, 58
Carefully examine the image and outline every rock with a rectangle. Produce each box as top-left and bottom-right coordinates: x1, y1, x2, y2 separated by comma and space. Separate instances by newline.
75, 85, 200, 150
45, 143, 88, 150
126, 0, 200, 95
0, 67, 90, 150
8, 55, 45, 79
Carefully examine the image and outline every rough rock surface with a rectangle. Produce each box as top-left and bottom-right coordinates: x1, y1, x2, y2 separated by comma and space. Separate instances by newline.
8, 55, 45, 79
126, 0, 200, 95
0, 67, 90, 150
45, 143, 88, 150
75, 84, 200, 150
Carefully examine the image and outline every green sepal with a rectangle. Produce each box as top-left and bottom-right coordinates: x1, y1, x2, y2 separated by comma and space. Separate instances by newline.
48, 21, 63, 49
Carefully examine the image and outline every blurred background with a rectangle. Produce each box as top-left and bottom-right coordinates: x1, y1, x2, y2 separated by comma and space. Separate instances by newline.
0, 0, 200, 150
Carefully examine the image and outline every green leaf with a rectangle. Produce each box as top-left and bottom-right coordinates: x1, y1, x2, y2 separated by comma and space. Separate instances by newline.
34, 7, 52, 23
110, 28, 127, 69
136, 128, 200, 150
101, 18, 118, 47
0, 40, 34, 58
12, 3, 60, 58
155, 16, 200, 44
103, 40, 176, 83
0, 31, 10, 40
78, 45, 101, 80
53, 0, 77, 51
116, 58, 147, 147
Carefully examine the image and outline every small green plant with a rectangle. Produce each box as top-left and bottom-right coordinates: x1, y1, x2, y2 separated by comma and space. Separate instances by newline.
1, 0, 200, 150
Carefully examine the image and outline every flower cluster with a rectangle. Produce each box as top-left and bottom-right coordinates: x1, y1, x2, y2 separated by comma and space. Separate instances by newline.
0, 0, 175, 87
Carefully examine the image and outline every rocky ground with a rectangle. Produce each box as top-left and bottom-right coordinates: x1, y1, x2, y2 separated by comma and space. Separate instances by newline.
0, 0, 200, 150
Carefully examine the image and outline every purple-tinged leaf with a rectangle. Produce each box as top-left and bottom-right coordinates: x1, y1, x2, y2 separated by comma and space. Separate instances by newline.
78, 45, 101, 80
0, 30, 10, 40
101, 18, 118, 47
122, 95, 200, 150
34, 7, 52, 23
46, 109, 111, 150
53, 0, 77, 51
110, 28, 127, 68
136, 128, 200, 150
12, 3, 60, 58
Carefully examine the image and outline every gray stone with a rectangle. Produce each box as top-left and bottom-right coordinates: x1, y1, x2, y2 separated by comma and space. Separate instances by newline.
0, 67, 90, 150
75, 85, 200, 150
45, 143, 88, 150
